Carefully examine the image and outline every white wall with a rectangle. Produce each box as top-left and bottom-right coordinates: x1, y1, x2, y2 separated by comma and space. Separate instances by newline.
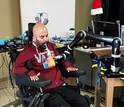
20, 0, 75, 37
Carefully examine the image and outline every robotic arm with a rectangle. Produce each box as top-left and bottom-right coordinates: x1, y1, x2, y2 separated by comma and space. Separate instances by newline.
54, 31, 86, 61
85, 31, 122, 73
55, 30, 122, 75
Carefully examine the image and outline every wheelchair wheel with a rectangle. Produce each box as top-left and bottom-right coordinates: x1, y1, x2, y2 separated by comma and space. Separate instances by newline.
83, 95, 93, 107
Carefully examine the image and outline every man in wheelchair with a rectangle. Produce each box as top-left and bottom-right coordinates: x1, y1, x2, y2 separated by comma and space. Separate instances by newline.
13, 22, 90, 107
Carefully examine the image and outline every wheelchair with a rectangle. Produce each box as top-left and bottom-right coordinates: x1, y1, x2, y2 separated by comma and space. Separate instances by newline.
6, 23, 92, 107
14, 70, 91, 107
16, 76, 51, 107
6, 46, 92, 107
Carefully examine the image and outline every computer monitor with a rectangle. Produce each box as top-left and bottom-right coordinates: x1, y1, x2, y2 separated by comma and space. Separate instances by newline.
93, 21, 119, 37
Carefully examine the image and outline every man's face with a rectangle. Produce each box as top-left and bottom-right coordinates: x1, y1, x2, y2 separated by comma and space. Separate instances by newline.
34, 26, 49, 45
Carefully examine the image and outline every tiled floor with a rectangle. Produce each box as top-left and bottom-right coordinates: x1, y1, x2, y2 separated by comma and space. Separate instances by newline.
0, 88, 20, 107
0, 79, 21, 107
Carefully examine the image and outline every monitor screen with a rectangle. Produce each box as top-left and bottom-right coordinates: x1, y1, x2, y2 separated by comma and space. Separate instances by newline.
93, 21, 119, 37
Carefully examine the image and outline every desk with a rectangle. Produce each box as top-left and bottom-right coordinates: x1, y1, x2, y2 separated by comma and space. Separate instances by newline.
75, 46, 124, 107
75, 46, 124, 57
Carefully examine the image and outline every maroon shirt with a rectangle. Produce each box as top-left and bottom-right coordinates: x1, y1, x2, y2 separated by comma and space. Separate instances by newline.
14, 42, 73, 91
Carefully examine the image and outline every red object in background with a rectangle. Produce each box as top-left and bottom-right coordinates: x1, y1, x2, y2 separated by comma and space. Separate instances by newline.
91, 0, 103, 15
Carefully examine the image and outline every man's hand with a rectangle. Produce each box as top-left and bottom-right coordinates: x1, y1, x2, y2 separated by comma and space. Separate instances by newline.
66, 67, 78, 72
30, 73, 40, 81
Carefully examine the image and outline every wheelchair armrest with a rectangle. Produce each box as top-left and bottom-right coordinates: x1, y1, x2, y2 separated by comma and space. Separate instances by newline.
16, 74, 51, 88
65, 70, 86, 78
30, 80, 51, 88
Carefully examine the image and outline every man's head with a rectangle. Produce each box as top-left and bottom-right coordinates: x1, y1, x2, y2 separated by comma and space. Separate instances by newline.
33, 22, 49, 46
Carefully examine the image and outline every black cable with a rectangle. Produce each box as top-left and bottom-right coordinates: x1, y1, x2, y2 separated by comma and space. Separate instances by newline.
8, 60, 15, 88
